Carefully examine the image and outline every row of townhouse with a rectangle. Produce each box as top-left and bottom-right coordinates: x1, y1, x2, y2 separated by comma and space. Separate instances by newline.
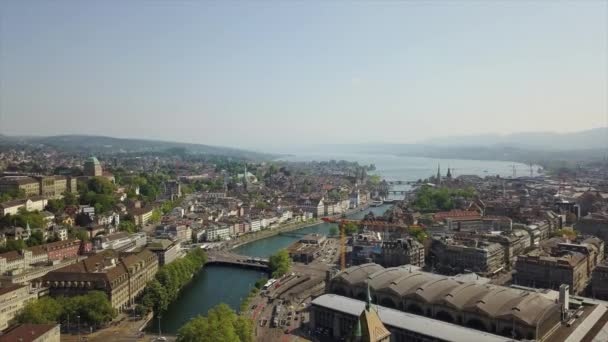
204, 209, 314, 241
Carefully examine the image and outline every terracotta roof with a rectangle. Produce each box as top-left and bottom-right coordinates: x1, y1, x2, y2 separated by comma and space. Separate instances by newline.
0, 177, 38, 185
0, 250, 22, 262
0, 284, 25, 297
42, 249, 155, 286
130, 206, 154, 216
0, 199, 26, 209
434, 210, 481, 221
0, 324, 58, 342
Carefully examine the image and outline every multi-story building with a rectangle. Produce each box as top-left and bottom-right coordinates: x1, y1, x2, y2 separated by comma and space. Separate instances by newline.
83, 156, 103, 177
39, 249, 158, 311
514, 237, 604, 294
375, 238, 425, 268
163, 180, 181, 199
130, 207, 154, 226
431, 236, 505, 276
591, 263, 608, 299
0, 250, 37, 275
92, 232, 147, 252
0, 285, 38, 330
0, 324, 60, 342
514, 250, 587, 294
311, 294, 510, 342
0, 196, 48, 216
298, 197, 325, 218
167, 225, 191, 242
48, 225, 68, 241
29, 239, 82, 262
205, 225, 231, 241
0, 177, 40, 197
34, 176, 72, 199
328, 264, 564, 341
147, 239, 180, 266
249, 218, 262, 232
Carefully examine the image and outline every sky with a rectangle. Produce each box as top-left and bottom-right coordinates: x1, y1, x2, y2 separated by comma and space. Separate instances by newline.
0, 1, 607, 149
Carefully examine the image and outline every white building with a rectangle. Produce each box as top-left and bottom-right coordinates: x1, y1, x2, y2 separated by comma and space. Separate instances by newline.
250, 218, 262, 232
206, 226, 231, 241
0, 197, 48, 216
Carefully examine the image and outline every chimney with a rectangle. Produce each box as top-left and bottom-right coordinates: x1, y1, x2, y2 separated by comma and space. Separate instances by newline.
559, 284, 570, 319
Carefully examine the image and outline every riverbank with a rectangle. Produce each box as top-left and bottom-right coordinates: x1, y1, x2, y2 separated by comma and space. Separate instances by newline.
227, 204, 371, 250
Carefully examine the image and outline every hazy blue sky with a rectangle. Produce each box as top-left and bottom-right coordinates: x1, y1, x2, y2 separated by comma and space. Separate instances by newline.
0, 1, 606, 149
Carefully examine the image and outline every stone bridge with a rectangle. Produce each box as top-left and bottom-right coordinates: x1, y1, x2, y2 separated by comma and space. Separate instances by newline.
206, 251, 270, 272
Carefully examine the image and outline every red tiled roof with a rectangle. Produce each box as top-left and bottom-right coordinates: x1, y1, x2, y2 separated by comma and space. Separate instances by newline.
434, 210, 481, 221
0, 324, 57, 342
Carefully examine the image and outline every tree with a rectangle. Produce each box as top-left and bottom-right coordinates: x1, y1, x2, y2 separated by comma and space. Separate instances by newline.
553, 228, 577, 239
77, 291, 116, 326
329, 226, 338, 237
150, 209, 162, 224
46, 199, 65, 214
17, 297, 63, 324
0, 239, 26, 253
69, 227, 90, 242
63, 191, 78, 206
409, 226, 428, 243
141, 279, 169, 313
566, 212, 578, 225
254, 277, 268, 290
269, 249, 291, 278
18, 292, 115, 327
86, 177, 116, 195
140, 249, 207, 314
343, 222, 359, 235
119, 220, 136, 233
26, 230, 45, 247
176, 304, 253, 342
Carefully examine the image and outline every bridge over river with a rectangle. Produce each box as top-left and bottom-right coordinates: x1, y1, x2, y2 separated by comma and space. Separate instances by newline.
206, 251, 270, 272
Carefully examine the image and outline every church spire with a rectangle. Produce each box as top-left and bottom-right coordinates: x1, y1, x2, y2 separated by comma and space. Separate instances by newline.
366, 280, 372, 311
436, 163, 441, 185
447, 166, 452, 179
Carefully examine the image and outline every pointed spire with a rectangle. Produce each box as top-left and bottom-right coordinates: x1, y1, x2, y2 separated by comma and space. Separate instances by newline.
26, 221, 31, 232
366, 280, 372, 311
436, 163, 441, 184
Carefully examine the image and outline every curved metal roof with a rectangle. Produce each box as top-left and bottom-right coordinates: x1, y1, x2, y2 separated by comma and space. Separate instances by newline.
333, 264, 560, 327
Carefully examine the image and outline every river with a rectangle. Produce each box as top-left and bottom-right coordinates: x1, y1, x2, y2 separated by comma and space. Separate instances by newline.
158, 154, 533, 333
157, 204, 393, 334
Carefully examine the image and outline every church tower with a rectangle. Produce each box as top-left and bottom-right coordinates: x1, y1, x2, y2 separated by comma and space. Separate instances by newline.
436, 164, 441, 185
352, 283, 391, 342
447, 167, 452, 180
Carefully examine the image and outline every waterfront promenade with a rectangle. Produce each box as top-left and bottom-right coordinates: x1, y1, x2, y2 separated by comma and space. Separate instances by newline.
227, 204, 371, 250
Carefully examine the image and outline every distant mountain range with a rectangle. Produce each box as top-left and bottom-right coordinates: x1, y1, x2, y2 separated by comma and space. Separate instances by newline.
1, 127, 606, 164
314, 128, 608, 165
0, 134, 275, 160
424, 127, 608, 151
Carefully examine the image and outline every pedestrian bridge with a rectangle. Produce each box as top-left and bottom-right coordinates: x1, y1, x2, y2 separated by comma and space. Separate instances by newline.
278, 231, 310, 238
206, 251, 270, 272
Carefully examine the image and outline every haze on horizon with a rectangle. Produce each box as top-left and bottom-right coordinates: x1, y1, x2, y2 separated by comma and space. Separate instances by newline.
0, 1, 606, 150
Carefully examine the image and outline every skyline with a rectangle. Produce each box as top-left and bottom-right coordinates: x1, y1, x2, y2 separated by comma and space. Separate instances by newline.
1, 1, 607, 149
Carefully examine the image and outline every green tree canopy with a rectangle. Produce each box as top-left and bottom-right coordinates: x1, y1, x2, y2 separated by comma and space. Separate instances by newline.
17, 291, 115, 327
177, 304, 253, 342
16, 297, 63, 324
140, 249, 207, 314
343, 222, 360, 235
269, 249, 291, 278
412, 186, 476, 212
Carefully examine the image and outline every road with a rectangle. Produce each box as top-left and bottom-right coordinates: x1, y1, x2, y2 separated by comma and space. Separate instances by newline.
248, 238, 340, 342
